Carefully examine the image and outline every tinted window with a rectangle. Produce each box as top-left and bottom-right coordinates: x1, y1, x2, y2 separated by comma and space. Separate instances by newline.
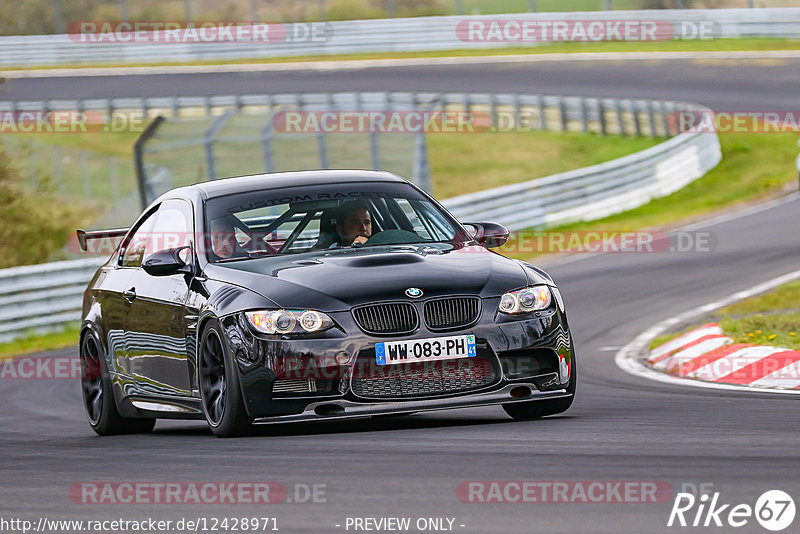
121, 200, 193, 268
121, 209, 158, 268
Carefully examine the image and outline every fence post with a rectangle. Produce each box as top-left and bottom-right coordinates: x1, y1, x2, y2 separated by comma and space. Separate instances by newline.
119, 0, 129, 20
663, 101, 674, 136
51, 0, 65, 33
528, 0, 537, 12
413, 131, 431, 193
580, 97, 589, 133
537, 95, 546, 130
134, 116, 166, 209
183, 0, 194, 20
647, 101, 657, 138
603, 0, 612, 10
559, 97, 568, 132
261, 117, 275, 173
412, 95, 431, 193
598, 99, 607, 136
615, 99, 626, 136
455, 0, 464, 15
512, 94, 521, 133
204, 110, 234, 181
386, 0, 396, 18
318, 0, 326, 21
365, 92, 381, 170
490, 93, 498, 130
633, 101, 643, 137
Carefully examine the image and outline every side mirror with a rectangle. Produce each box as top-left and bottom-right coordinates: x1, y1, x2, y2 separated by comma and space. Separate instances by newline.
464, 222, 510, 249
142, 246, 192, 276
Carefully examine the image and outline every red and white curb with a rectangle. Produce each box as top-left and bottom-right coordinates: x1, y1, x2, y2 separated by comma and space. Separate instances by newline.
646, 324, 800, 390
615, 268, 800, 395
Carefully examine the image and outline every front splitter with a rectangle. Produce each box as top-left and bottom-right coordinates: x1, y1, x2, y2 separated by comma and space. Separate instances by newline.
252, 383, 570, 424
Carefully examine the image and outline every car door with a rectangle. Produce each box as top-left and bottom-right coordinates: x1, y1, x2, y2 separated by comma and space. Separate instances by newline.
122, 199, 195, 397
94, 265, 133, 378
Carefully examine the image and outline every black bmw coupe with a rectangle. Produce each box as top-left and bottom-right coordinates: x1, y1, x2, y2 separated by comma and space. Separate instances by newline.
78, 170, 576, 437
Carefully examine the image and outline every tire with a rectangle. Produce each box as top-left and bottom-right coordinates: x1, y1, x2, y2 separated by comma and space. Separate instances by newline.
198, 320, 252, 437
502, 349, 577, 421
80, 331, 156, 436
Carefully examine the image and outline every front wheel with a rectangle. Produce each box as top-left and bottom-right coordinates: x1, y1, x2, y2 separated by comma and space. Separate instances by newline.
199, 320, 252, 437
502, 350, 577, 421
80, 331, 155, 436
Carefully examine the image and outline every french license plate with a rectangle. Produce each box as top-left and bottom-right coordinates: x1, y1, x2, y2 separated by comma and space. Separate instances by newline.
375, 335, 476, 366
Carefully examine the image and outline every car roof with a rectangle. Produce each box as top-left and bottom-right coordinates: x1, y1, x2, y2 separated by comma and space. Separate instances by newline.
178, 170, 408, 200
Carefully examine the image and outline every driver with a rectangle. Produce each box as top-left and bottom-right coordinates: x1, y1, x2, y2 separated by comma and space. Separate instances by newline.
332, 200, 373, 247
209, 216, 246, 259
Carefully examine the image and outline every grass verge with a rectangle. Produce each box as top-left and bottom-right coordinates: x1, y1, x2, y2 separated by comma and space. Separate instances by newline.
428, 130, 660, 198
718, 280, 800, 350
649, 281, 800, 351
0, 324, 80, 360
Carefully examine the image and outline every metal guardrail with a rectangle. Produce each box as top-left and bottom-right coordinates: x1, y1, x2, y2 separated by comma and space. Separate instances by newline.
0, 91, 721, 344
442, 131, 720, 229
0, 258, 105, 344
0, 9, 799, 67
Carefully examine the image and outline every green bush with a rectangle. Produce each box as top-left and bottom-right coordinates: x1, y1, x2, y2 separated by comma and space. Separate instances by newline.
0, 0, 98, 35
0, 144, 86, 268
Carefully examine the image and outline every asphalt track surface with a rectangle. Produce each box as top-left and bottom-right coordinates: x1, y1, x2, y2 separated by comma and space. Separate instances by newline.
1, 57, 800, 533
2, 56, 800, 110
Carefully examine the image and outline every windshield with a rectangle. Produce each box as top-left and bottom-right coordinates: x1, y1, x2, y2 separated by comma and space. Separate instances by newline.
203, 181, 468, 262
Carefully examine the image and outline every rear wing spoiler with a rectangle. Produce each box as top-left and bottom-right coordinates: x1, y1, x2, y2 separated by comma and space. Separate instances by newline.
76, 228, 129, 252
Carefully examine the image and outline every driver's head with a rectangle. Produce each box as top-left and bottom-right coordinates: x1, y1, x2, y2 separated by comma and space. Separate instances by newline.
209, 216, 239, 259
335, 200, 372, 244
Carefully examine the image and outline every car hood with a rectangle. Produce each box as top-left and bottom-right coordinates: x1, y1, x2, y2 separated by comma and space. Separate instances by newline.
203, 243, 532, 311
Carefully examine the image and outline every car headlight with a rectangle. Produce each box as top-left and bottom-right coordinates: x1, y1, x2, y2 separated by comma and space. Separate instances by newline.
245, 310, 334, 334
498, 286, 552, 314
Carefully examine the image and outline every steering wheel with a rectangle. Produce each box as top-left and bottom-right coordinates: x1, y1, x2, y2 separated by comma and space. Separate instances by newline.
363, 229, 421, 246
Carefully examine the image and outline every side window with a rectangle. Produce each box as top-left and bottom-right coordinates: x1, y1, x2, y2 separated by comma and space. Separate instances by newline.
121, 200, 193, 268
121, 209, 159, 268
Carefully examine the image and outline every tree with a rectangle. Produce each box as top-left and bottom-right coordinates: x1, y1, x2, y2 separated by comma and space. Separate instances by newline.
0, 144, 84, 268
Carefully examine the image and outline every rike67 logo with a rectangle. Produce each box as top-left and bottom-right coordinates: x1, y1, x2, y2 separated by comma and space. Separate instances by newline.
668, 488, 795, 531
